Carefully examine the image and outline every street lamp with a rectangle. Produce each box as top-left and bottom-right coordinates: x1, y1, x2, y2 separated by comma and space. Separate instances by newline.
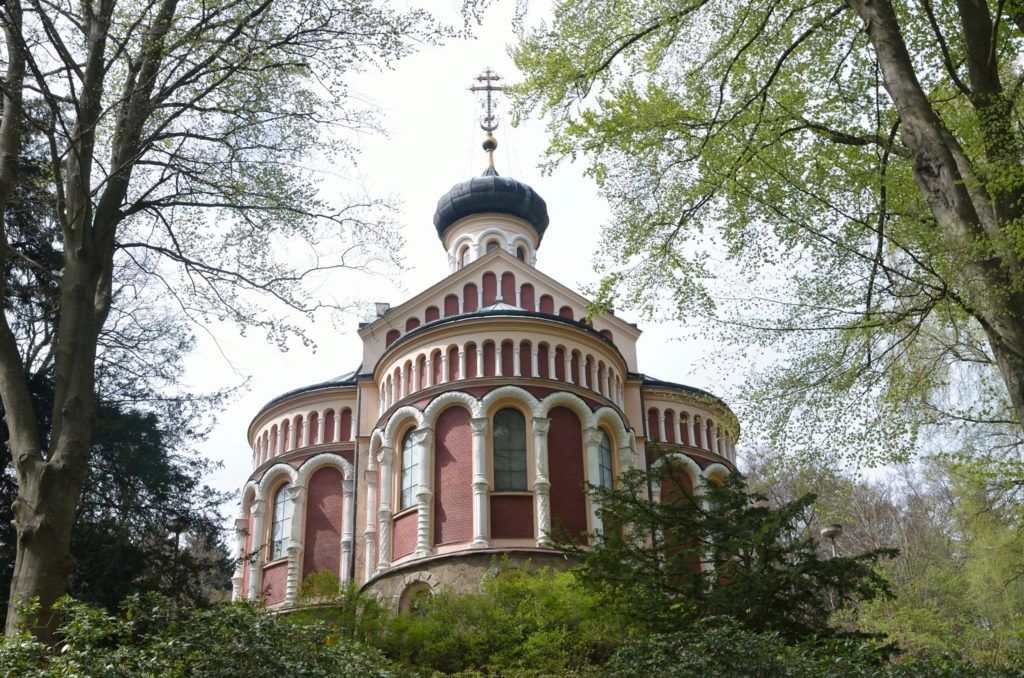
167, 515, 189, 599
819, 523, 843, 558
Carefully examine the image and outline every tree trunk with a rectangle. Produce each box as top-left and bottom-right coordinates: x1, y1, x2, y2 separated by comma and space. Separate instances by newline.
849, 0, 1024, 428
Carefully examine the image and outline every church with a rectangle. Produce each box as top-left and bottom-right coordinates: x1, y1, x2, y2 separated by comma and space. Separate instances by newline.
231, 71, 740, 611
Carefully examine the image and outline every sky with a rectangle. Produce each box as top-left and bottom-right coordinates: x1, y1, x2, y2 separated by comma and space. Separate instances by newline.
182, 2, 739, 504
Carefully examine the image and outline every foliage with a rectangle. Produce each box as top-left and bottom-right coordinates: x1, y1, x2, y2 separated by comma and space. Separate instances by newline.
558, 467, 895, 639
0, 0, 448, 638
509, 0, 1024, 463
743, 446, 1024, 664
291, 575, 391, 647
372, 567, 621, 676
603, 621, 1023, 677
0, 594, 402, 677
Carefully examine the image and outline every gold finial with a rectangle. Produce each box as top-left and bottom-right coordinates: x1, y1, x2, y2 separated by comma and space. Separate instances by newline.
470, 67, 504, 169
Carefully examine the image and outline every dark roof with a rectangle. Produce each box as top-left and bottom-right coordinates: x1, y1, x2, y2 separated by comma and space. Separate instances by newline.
639, 374, 729, 409
433, 167, 549, 241
258, 370, 359, 413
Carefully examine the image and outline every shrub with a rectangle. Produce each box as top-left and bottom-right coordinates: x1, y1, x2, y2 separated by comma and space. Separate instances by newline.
0, 594, 403, 677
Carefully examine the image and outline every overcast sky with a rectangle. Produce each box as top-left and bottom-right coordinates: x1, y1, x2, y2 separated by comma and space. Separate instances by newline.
183, 2, 742, 505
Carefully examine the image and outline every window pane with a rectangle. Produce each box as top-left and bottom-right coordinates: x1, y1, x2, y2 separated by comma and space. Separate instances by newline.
400, 430, 418, 509
493, 408, 527, 491
270, 484, 291, 560
599, 431, 614, 490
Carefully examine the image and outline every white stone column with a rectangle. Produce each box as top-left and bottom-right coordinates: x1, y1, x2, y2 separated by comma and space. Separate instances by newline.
276, 427, 284, 457
679, 415, 689, 446
301, 420, 309, 447
713, 426, 722, 455
470, 417, 490, 547
340, 475, 354, 582
515, 287, 521, 308
247, 499, 266, 600
590, 364, 599, 392
495, 344, 503, 376
694, 416, 704, 450
530, 349, 538, 378
284, 486, 305, 607
335, 409, 344, 442
476, 346, 484, 377
657, 411, 666, 443
363, 459, 378, 582
412, 362, 421, 392
441, 353, 449, 383
565, 353, 574, 384
458, 350, 466, 380
548, 352, 557, 380
532, 417, 552, 546
426, 358, 434, 387
376, 446, 394, 574
676, 416, 685, 445
413, 427, 433, 557
231, 516, 248, 601
318, 411, 327, 445
477, 287, 483, 309
583, 427, 604, 536
400, 365, 409, 399
513, 347, 521, 376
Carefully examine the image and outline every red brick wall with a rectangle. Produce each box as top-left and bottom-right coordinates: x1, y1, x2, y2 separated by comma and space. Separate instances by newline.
433, 407, 473, 545
491, 494, 534, 538
483, 342, 496, 376
447, 346, 459, 380
432, 351, 443, 384
444, 294, 459, 317
537, 345, 550, 378
340, 409, 352, 442
262, 561, 288, 604
548, 407, 588, 543
302, 467, 343, 579
483, 272, 497, 305
501, 340, 515, 376
521, 283, 535, 310
464, 283, 478, 312
501, 272, 516, 303
519, 341, 532, 376
392, 510, 417, 559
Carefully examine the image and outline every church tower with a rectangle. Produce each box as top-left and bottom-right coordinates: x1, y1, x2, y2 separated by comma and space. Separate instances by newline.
232, 70, 739, 611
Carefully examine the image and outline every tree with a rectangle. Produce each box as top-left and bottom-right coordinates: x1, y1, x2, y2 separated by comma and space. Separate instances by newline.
1, 381, 234, 622
0, 0, 445, 639
558, 465, 895, 639
510, 0, 1024, 462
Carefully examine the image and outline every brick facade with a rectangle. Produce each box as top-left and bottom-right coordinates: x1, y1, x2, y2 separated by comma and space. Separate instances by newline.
303, 466, 343, 579
433, 406, 473, 545
392, 510, 417, 559
262, 560, 288, 604
491, 494, 534, 539
547, 406, 588, 543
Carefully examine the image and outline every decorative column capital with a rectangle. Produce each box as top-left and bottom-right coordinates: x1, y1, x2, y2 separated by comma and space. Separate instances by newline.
286, 486, 304, 502
410, 427, 432, 446
470, 417, 489, 434
250, 499, 266, 516
377, 445, 394, 466
582, 427, 603, 447
532, 417, 551, 435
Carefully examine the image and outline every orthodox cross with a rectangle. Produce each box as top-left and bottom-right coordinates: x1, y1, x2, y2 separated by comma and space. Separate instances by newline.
470, 67, 504, 133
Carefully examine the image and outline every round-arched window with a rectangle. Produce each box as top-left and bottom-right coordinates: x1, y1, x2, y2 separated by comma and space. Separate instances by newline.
459, 246, 471, 269
493, 408, 527, 491
598, 430, 614, 490
269, 484, 292, 560
486, 240, 500, 253
400, 429, 418, 509
516, 246, 526, 261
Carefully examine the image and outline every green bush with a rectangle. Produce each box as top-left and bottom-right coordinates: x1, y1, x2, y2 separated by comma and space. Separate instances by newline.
0, 594, 403, 677
376, 567, 621, 675
603, 621, 1024, 678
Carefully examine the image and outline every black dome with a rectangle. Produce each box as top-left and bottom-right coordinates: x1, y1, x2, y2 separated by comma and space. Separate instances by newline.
433, 167, 549, 241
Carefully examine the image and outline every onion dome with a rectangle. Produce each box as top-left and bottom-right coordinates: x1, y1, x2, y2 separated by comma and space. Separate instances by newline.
432, 167, 549, 241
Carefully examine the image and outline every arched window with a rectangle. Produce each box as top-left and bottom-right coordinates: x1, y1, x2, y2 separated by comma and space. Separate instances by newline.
400, 429, 418, 510
493, 408, 527, 491
459, 245, 471, 269
269, 484, 292, 560
598, 430, 614, 490
486, 240, 500, 253
516, 246, 526, 261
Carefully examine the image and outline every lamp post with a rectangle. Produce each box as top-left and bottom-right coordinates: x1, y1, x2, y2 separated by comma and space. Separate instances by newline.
167, 515, 189, 600
819, 523, 843, 558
